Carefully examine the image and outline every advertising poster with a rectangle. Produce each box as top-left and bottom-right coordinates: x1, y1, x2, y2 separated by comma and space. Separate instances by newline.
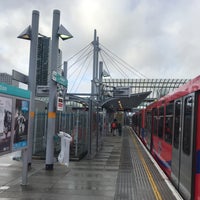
0, 96, 12, 154
13, 99, 29, 150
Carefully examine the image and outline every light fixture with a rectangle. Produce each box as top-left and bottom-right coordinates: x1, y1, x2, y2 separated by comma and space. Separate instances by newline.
17, 25, 32, 40
118, 100, 123, 110
18, 26, 47, 40
57, 24, 73, 40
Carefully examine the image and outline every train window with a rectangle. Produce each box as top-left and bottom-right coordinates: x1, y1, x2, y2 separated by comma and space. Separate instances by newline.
165, 103, 173, 144
182, 96, 193, 155
166, 102, 173, 115
145, 111, 152, 131
138, 113, 142, 135
152, 108, 158, 135
145, 112, 152, 141
158, 107, 164, 138
173, 100, 181, 149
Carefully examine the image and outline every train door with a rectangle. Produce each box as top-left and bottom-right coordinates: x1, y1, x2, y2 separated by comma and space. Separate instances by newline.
171, 94, 195, 200
171, 99, 182, 188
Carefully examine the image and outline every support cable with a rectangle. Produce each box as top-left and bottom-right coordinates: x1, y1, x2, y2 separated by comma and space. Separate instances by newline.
100, 49, 129, 78
100, 43, 148, 79
73, 57, 92, 93
69, 50, 93, 92
68, 48, 93, 78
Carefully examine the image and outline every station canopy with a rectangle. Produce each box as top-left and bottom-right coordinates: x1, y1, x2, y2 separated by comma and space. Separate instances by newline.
101, 78, 190, 112
101, 91, 151, 112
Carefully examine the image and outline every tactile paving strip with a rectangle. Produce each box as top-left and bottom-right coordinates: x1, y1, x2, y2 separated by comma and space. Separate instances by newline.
129, 129, 178, 200
114, 128, 178, 200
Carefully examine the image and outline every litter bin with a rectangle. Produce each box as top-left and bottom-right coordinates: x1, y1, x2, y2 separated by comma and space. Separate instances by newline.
57, 131, 72, 166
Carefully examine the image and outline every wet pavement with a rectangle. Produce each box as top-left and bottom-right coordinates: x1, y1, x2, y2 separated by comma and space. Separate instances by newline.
0, 128, 182, 200
0, 136, 122, 200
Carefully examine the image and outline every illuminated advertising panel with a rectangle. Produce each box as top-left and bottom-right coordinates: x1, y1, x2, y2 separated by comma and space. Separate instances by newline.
0, 96, 12, 154
0, 82, 31, 154
13, 99, 29, 150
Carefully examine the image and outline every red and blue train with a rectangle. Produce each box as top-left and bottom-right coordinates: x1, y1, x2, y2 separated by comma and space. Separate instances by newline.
132, 75, 200, 200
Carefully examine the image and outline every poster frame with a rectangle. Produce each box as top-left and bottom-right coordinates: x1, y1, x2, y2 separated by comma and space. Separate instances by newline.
0, 82, 31, 156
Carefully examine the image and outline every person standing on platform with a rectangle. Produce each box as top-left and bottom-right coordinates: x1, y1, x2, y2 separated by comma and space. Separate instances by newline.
111, 119, 117, 136
118, 123, 122, 136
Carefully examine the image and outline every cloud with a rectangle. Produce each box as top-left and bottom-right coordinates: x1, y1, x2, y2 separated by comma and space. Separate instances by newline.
1, 0, 200, 91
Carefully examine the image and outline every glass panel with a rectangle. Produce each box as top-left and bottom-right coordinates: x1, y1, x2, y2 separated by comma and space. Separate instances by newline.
145, 111, 152, 133
182, 96, 193, 155
145, 111, 152, 148
165, 103, 173, 144
153, 108, 158, 135
173, 100, 181, 149
158, 107, 164, 138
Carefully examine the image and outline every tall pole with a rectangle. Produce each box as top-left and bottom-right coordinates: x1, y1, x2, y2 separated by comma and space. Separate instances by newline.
91, 29, 97, 99
22, 10, 39, 185
63, 61, 68, 111
63, 61, 68, 96
95, 37, 99, 81
45, 10, 60, 170
91, 30, 100, 98
96, 61, 103, 152
88, 30, 100, 158
27, 10, 39, 166
99, 61, 103, 101
64, 61, 68, 81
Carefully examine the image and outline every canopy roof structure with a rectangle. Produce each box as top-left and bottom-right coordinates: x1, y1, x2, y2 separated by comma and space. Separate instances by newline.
101, 78, 190, 111
101, 91, 151, 112
36, 78, 190, 112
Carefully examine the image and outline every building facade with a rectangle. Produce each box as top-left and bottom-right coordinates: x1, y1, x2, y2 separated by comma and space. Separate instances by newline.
0, 73, 18, 87
36, 37, 50, 86
36, 37, 63, 87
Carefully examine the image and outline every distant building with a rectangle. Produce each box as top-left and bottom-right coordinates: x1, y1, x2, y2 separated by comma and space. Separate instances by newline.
1, 37, 63, 91
0, 73, 18, 87
36, 37, 63, 86
36, 37, 50, 86
57, 49, 62, 75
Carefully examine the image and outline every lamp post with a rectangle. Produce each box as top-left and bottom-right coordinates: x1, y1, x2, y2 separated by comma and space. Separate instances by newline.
17, 10, 39, 184
45, 10, 73, 170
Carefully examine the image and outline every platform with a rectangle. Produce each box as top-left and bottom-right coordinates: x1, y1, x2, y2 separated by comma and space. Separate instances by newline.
0, 126, 182, 200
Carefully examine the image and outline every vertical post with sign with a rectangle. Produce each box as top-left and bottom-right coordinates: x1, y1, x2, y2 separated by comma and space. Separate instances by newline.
46, 10, 60, 170
46, 10, 72, 170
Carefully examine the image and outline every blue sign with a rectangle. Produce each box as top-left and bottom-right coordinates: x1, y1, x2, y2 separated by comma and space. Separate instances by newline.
52, 71, 68, 87
0, 82, 30, 99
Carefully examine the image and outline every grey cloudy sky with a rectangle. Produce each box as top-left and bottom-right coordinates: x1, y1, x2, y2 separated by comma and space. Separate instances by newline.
1, 0, 200, 90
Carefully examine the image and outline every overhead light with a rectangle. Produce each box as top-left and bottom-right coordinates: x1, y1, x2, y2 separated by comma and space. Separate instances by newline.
118, 100, 123, 110
17, 25, 32, 40
57, 24, 73, 40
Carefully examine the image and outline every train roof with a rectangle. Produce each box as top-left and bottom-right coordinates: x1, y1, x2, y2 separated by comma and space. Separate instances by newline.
147, 75, 200, 108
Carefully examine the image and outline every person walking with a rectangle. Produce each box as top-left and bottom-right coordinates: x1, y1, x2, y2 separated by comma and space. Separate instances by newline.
118, 123, 122, 136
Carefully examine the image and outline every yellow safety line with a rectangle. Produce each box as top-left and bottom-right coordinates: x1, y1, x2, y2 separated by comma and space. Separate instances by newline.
130, 133, 163, 200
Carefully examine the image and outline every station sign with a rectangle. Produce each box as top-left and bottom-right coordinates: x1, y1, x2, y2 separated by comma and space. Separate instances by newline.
57, 96, 64, 111
113, 87, 131, 97
52, 71, 68, 87
36, 85, 49, 97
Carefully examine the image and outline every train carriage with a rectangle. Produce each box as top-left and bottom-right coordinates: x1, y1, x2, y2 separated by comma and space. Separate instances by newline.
132, 75, 200, 200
